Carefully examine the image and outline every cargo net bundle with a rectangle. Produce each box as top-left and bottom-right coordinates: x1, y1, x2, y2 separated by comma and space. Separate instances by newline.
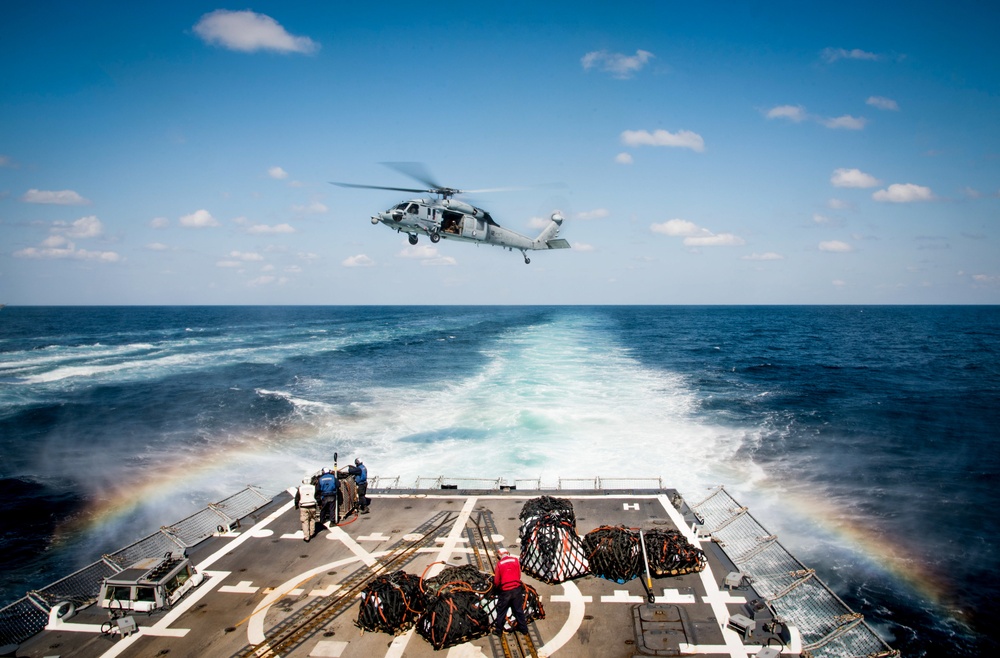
355, 570, 425, 634
583, 526, 707, 583
583, 525, 643, 583
644, 528, 706, 576
412, 564, 545, 650
518, 496, 590, 584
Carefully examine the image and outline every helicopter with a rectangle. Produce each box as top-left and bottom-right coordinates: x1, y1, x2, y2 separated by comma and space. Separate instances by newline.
332, 163, 570, 264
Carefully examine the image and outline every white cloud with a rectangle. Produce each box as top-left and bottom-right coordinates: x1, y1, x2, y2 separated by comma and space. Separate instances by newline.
193, 10, 319, 54
246, 223, 296, 234
651, 218, 744, 246
831, 168, 881, 188
813, 213, 833, 224
962, 187, 981, 199
821, 115, 867, 130
291, 201, 328, 215
742, 252, 784, 260
21, 188, 91, 205
285, 265, 303, 273
581, 49, 654, 79
685, 233, 745, 247
268, 166, 289, 179
60, 215, 104, 238
342, 254, 375, 267
14, 242, 120, 262
766, 106, 866, 130
216, 260, 241, 268
0, 155, 19, 168
766, 105, 807, 122
622, 129, 704, 152
228, 250, 264, 261
867, 96, 899, 111
572, 242, 595, 252
821, 47, 880, 63
650, 219, 705, 237
615, 152, 633, 165
150, 216, 169, 229
398, 244, 456, 265
872, 183, 934, 203
827, 198, 852, 210
179, 209, 219, 228
575, 208, 609, 221
13, 215, 119, 262
146, 242, 169, 251
248, 275, 278, 286
298, 252, 319, 261
832, 279, 847, 287
819, 240, 853, 252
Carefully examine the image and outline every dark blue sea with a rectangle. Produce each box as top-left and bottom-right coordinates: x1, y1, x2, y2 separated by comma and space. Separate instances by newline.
1, 306, 997, 656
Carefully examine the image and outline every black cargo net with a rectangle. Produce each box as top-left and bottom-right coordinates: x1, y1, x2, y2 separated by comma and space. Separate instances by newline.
519, 496, 590, 584
583, 525, 643, 583
355, 563, 546, 648
644, 528, 707, 576
355, 570, 425, 634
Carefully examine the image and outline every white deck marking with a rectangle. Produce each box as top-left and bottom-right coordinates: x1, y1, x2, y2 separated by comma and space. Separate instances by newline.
383, 628, 415, 658
655, 588, 697, 604
219, 580, 260, 594
329, 524, 380, 567
198, 499, 295, 570
357, 532, 391, 542
446, 643, 488, 656
308, 639, 348, 656
309, 584, 341, 597
601, 589, 646, 603
623, 502, 640, 510
657, 494, 750, 658
382, 495, 478, 658
537, 580, 587, 656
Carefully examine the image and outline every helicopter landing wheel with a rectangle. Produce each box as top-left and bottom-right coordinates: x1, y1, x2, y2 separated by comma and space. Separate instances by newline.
524, 256, 531, 265
430, 232, 440, 244
408, 234, 418, 245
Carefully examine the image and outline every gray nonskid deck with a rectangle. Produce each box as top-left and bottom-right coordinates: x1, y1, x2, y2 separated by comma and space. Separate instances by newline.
19, 488, 802, 658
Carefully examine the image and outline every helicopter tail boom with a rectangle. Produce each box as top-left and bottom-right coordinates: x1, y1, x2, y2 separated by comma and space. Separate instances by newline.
533, 211, 570, 250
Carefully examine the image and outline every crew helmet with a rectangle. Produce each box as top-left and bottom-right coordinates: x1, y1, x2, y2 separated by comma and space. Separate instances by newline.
497, 547, 509, 557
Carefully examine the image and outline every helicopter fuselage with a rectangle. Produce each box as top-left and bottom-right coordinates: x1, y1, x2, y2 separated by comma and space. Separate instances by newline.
372, 198, 567, 257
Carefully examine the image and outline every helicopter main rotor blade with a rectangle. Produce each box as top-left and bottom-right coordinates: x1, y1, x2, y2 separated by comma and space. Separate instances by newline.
380, 161, 443, 191
331, 182, 430, 194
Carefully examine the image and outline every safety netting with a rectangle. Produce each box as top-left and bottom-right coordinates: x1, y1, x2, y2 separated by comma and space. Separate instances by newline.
519, 496, 590, 584
355, 570, 425, 634
644, 528, 706, 576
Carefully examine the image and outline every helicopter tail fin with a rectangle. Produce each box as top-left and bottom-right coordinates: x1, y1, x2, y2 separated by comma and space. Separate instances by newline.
535, 211, 570, 249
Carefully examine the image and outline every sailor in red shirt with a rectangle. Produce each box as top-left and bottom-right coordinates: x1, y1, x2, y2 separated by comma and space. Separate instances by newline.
493, 547, 530, 636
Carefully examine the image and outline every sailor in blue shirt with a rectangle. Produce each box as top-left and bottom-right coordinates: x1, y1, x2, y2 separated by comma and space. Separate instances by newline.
345, 458, 370, 514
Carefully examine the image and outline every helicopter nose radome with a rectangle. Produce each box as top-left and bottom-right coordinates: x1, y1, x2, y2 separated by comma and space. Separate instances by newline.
551, 211, 565, 224
371, 216, 380, 225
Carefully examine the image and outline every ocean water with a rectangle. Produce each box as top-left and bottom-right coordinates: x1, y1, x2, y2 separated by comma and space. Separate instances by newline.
0, 305, 997, 656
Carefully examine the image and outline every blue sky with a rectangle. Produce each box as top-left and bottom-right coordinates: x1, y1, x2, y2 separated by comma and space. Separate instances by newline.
2, 1, 998, 305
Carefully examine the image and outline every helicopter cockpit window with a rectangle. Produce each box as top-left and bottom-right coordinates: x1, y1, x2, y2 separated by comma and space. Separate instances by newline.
393, 203, 408, 211
406, 203, 419, 214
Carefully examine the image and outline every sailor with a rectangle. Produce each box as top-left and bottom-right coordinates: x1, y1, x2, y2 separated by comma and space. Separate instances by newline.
492, 547, 530, 636
294, 476, 318, 541
316, 469, 338, 524
345, 458, 369, 514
